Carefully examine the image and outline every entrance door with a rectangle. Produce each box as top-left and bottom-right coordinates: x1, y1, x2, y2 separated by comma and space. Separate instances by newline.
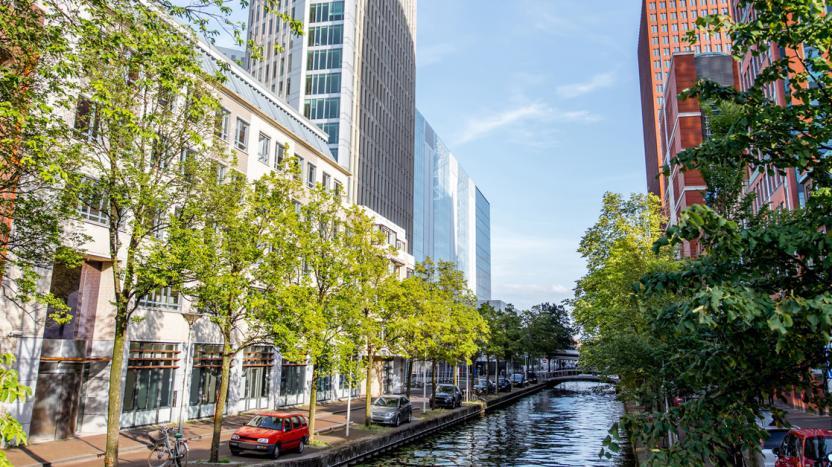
29, 362, 83, 442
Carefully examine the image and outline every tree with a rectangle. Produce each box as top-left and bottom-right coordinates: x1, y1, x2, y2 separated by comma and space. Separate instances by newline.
599, 2, 832, 464
0, 354, 31, 466
59, 3, 228, 464
266, 181, 379, 442
163, 163, 302, 461
524, 303, 574, 372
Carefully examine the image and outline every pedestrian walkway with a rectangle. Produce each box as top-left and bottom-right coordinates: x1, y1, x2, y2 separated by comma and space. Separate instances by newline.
5, 395, 431, 467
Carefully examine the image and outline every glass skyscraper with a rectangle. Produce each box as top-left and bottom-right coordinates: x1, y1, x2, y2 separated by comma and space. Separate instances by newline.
414, 110, 491, 300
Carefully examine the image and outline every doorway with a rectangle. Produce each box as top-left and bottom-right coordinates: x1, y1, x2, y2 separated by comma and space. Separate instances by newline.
28, 362, 84, 442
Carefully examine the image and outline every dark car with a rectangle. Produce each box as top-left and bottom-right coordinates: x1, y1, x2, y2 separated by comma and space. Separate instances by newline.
510, 373, 526, 387
229, 412, 308, 459
370, 395, 412, 426
497, 377, 512, 392
432, 384, 462, 408
473, 378, 496, 395
527, 371, 538, 384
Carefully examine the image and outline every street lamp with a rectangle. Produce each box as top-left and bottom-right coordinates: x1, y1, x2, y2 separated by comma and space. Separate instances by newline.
177, 311, 201, 435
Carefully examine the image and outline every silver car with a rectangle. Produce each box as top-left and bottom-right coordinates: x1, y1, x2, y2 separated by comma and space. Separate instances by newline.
370, 395, 413, 426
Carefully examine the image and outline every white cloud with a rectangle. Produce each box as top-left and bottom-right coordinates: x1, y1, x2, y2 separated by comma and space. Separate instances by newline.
500, 283, 572, 295
455, 103, 601, 145
556, 72, 617, 99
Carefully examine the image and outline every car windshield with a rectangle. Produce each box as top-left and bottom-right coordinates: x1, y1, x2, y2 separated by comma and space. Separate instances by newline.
246, 415, 282, 430
374, 397, 399, 407
763, 429, 789, 450
804, 436, 832, 460
437, 386, 454, 394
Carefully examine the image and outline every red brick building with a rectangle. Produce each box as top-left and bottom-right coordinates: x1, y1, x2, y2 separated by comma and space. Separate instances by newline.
638, 0, 734, 204
660, 53, 737, 257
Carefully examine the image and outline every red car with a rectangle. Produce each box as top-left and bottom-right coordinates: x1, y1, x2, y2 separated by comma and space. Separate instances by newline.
774, 428, 832, 466
229, 412, 309, 459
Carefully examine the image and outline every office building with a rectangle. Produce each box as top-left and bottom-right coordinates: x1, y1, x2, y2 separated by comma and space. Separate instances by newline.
246, 0, 417, 244
414, 110, 491, 301
660, 52, 737, 257
638, 0, 734, 203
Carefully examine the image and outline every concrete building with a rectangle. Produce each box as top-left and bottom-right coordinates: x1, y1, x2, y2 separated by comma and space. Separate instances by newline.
414, 110, 491, 301
660, 52, 737, 256
3, 36, 412, 442
245, 0, 417, 246
638, 0, 734, 203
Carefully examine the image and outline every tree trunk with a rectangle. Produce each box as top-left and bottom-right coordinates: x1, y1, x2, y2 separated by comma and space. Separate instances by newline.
430, 360, 437, 409
103, 313, 127, 467
307, 364, 318, 442
364, 345, 374, 427
495, 357, 499, 385
209, 337, 233, 462
405, 359, 413, 398
453, 362, 458, 386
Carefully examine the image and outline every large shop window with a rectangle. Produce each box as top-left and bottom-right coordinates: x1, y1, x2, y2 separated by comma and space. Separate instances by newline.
123, 342, 180, 412
280, 363, 306, 398
190, 344, 223, 405
243, 346, 274, 399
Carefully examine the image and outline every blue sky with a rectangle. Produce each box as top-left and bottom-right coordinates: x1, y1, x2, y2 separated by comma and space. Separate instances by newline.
216, 1, 648, 309
415, 1, 646, 308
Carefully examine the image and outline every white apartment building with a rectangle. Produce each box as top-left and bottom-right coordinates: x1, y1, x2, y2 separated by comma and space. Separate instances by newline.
2, 35, 413, 443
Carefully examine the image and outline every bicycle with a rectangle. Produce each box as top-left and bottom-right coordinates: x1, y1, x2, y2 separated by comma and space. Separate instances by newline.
147, 426, 189, 467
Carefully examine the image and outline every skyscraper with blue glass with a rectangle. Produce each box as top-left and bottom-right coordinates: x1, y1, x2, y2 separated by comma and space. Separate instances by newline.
414, 110, 491, 301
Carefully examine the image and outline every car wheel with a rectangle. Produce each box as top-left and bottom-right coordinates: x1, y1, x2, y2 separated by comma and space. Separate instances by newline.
272, 443, 281, 459
297, 439, 305, 454
230, 448, 240, 456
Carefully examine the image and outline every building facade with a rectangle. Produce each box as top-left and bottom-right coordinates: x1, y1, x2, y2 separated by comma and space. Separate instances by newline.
638, 0, 734, 203
660, 53, 737, 257
3, 38, 412, 442
414, 110, 491, 301
246, 0, 417, 245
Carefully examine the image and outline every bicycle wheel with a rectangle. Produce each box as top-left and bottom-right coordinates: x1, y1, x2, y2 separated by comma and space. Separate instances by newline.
175, 441, 189, 467
147, 445, 174, 467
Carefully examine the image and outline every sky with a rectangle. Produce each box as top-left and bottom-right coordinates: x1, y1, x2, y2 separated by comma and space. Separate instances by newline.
414, 0, 646, 308
215, 1, 648, 309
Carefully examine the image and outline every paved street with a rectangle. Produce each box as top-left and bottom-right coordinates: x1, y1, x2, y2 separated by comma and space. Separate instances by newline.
7, 395, 434, 467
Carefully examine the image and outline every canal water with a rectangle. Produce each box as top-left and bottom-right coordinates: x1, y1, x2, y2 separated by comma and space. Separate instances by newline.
362, 382, 635, 466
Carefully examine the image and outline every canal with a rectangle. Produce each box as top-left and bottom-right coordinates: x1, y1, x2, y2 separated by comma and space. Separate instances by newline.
362, 382, 635, 466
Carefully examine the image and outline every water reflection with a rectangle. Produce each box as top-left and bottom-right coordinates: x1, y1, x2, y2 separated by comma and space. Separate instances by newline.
363, 382, 634, 466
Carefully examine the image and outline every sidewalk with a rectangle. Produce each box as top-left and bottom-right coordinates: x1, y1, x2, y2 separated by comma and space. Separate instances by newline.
779, 402, 832, 429
6, 395, 431, 467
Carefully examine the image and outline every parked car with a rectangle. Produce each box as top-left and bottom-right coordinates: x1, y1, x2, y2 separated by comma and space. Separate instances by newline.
432, 384, 463, 408
370, 395, 412, 426
497, 377, 512, 392
773, 428, 832, 467
762, 427, 790, 467
510, 373, 526, 387
473, 378, 496, 395
527, 371, 538, 384
229, 412, 308, 459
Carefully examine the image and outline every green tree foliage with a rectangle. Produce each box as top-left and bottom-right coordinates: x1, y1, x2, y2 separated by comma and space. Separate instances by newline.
163, 162, 303, 461
0, 354, 30, 466
592, 2, 832, 464
524, 303, 575, 368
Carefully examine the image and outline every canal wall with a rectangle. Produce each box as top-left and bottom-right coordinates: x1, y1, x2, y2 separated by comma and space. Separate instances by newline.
258, 382, 551, 466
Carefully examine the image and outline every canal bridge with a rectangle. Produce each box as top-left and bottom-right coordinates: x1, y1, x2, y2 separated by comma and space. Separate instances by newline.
542, 369, 619, 387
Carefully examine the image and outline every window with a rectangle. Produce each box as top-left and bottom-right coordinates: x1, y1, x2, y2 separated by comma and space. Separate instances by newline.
242, 346, 273, 400
190, 344, 223, 405
305, 72, 341, 95
309, 1, 344, 22
308, 25, 343, 46
322, 172, 331, 191
258, 133, 271, 165
275, 142, 286, 168
217, 108, 230, 141
304, 97, 340, 119
334, 180, 344, 197
235, 118, 249, 151
307, 48, 343, 70
139, 287, 181, 310
318, 122, 339, 144
122, 342, 178, 413
78, 181, 109, 224
74, 97, 98, 141
307, 163, 316, 187
296, 155, 304, 180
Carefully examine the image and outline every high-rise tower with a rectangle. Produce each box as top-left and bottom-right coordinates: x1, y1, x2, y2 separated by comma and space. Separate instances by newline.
246, 0, 417, 245
637, 0, 734, 202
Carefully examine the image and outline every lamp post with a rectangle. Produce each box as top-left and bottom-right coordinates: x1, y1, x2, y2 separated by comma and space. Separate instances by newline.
178, 311, 201, 435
